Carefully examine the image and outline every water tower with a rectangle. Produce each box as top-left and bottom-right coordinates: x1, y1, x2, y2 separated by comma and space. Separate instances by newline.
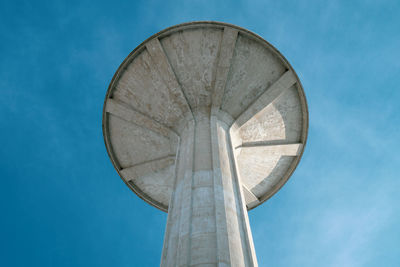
103, 21, 308, 266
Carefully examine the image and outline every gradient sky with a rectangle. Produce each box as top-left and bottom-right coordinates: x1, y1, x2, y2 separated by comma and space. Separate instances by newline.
1, 0, 399, 266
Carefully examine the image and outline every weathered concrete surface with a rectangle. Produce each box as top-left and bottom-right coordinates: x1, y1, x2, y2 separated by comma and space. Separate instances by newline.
102, 22, 308, 267
160, 112, 257, 266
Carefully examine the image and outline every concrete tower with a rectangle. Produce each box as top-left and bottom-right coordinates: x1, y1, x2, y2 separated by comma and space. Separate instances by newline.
103, 22, 308, 266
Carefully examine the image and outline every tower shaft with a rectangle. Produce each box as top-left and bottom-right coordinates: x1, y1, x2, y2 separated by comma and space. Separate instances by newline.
161, 110, 258, 267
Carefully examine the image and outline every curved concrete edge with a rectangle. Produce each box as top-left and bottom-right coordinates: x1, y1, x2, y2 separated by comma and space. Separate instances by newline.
102, 21, 309, 212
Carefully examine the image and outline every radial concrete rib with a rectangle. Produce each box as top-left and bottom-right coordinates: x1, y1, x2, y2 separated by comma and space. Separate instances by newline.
236, 140, 300, 148
105, 98, 175, 138
212, 27, 238, 109
120, 155, 176, 181
239, 143, 303, 156
242, 185, 260, 209
235, 70, 297, 127
145, 38, 193, 119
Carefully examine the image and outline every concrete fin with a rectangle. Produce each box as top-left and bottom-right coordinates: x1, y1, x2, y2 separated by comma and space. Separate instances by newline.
235, 70, 297, 127
242, 185, 260, 209
239, 143, 303, 156
236, 145, 299, 198
105, 98, 175, 138
212, 27, 238, 108
159, 28, 222, 109
146, 38, 193, 118
120, 155, 176, 181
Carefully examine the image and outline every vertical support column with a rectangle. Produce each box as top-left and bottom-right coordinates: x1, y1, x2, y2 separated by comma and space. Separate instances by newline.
161, 119, 195, 267
211, 115, 258, 267
161, 113, 257, 267
190, 111, 217, 266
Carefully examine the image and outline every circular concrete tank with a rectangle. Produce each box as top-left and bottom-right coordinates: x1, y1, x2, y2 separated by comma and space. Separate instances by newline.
102, 21, 308, 266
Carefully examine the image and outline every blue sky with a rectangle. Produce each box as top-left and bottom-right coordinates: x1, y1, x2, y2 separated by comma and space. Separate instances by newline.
1, 0, 399, 266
